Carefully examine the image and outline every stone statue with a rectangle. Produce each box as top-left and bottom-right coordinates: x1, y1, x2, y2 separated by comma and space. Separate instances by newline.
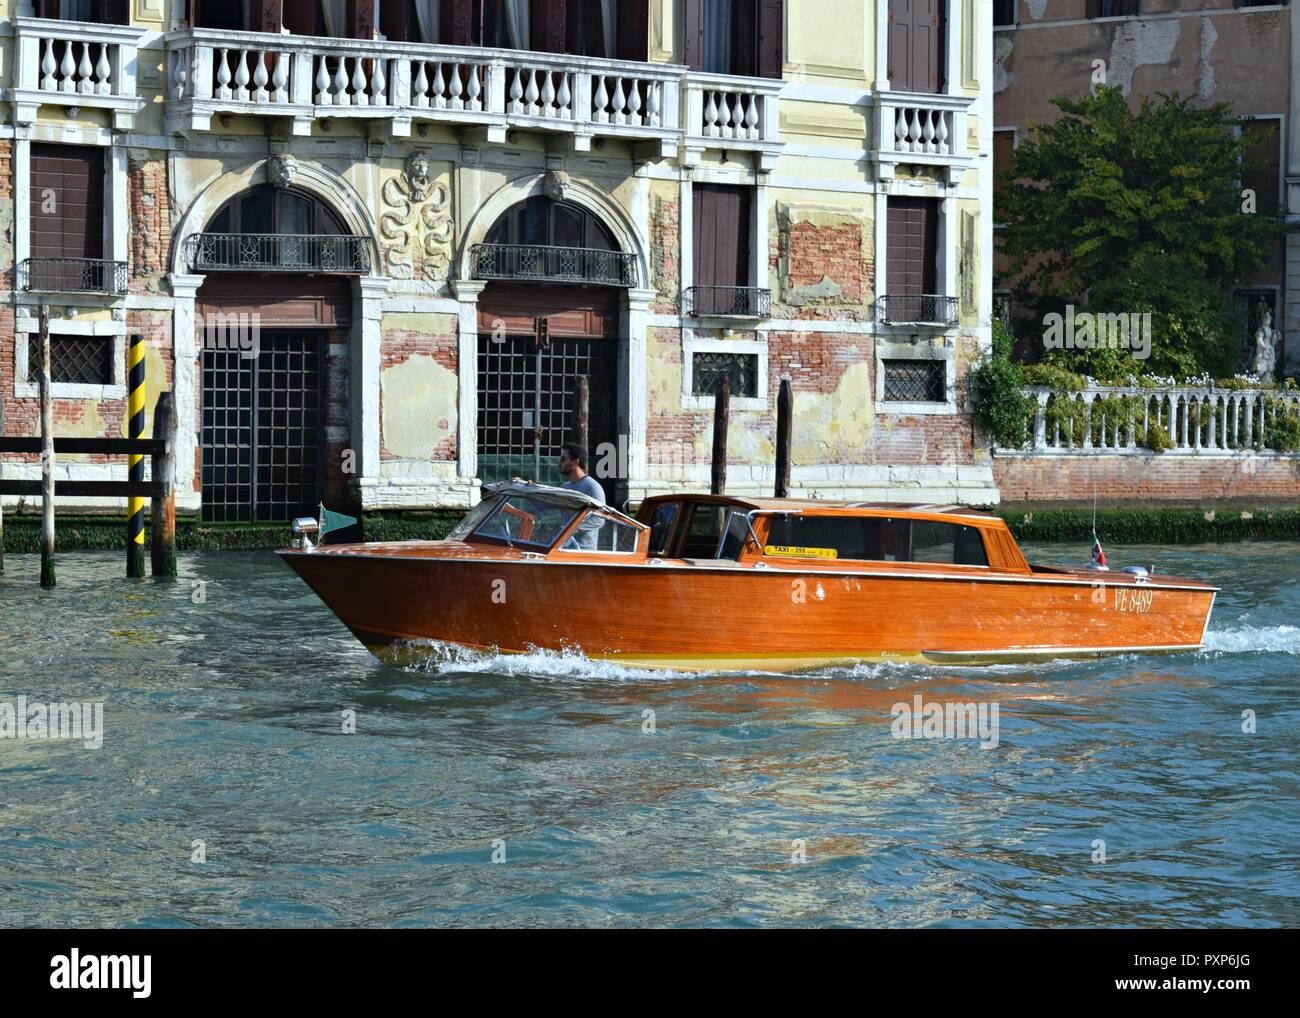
1252, 306, 1280, 382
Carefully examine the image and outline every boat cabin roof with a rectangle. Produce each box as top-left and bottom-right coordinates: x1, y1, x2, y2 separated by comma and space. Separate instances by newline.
635, 492, 1000, 523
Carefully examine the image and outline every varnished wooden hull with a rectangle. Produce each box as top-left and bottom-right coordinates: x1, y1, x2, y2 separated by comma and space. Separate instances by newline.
279, 544, 1216, 673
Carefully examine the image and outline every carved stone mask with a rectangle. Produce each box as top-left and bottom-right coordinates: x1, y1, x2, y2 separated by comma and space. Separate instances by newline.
267, 154, 296, 189
405, 152, 433, 202
544, 170, 571, 203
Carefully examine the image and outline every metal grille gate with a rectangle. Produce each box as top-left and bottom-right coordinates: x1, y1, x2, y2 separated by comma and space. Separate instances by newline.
476, 332, 615, 493
201, 330, 325, 522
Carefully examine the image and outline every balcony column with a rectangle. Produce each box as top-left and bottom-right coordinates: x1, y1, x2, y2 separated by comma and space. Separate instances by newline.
453, 279, 487, 484
168, 273, 206, 512
622, 287, 656, 497
14, 136, 31, 284
352, 276, 388, 501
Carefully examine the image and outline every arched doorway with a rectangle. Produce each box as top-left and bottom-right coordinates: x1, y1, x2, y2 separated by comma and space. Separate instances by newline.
471, 195, 630, 497
194, 185, 366, 522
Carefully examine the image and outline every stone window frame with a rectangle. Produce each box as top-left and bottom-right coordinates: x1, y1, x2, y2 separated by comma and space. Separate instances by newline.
874, 339, 957, 417
681, 331, 769, 412
678, 169, 771, 324
13, 315, 127, 401
13, 123, 130, 332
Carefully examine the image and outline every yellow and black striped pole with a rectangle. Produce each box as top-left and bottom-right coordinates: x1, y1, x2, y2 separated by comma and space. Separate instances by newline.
126, 333, 146, 578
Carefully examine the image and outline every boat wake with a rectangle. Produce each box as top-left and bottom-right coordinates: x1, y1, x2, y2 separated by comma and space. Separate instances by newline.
385, 640, 694, 681
1201, 624, 1300, 656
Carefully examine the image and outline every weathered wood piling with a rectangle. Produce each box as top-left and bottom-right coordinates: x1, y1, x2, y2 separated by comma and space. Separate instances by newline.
150, 391, 178, 578
710, 375, 730, 495
38, 306, 55, 588
775, 377, 792, 498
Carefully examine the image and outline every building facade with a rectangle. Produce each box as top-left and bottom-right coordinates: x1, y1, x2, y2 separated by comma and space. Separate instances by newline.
1, 0, 997, 522
993, 0, 1300, 373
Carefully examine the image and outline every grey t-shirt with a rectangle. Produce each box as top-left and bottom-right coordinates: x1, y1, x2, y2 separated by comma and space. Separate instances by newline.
563, 474, 606, 504
563, 474, 606, 549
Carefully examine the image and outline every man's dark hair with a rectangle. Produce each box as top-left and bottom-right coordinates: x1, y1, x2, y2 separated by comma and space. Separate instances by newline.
561, 442, 588, 469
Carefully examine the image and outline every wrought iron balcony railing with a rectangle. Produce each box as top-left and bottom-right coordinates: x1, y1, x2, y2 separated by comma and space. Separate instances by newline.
875, 294, 959, 327
19, 257, 128, 295
470, 243, 636, 287
684, 285, 771, 318
185, 233, 371, 273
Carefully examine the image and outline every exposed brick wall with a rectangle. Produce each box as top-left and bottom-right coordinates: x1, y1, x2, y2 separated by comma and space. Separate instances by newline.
650, 191, 680, 315
994, 454, 1300, 507
379, 327, 458, 462
128, 154, 170, 294
784, 221, 865, 300
647, 327, 973, 469
0, 138, 13, 293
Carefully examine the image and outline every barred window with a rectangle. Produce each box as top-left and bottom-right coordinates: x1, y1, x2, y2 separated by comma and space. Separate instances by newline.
28, 335, 114, 385
692, 351, 758, 399
882, 359, 945, 402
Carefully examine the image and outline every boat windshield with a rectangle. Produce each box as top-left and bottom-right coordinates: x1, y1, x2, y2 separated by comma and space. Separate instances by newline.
462, 493, 581, 549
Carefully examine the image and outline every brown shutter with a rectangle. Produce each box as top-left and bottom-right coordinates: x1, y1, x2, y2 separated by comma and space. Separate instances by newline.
617, 0, 649, 61
890, 0, 943, 93
683, 0, 705, 72
354, 0, 376, 38
31, 144, 104, 262
380, 0, 409, 40
732, 1, 757, 77
532, 0, 566, 51
251, 0, 281, 33
693, 185, 751, 291
98, 0, 131, 24
283, 0, 316, 33
444, 0, 476, 44
886, 196, 938, 297
757, 0, 783, 79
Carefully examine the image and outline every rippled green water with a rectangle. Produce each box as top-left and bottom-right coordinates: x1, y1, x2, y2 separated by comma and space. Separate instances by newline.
0, 541, 1297, 928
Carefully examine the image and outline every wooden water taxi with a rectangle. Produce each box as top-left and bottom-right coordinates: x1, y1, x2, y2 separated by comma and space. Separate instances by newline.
278, 482, 1217, 672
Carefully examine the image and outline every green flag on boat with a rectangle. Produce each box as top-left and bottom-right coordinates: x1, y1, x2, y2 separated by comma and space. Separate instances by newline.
319, 505, 358, 536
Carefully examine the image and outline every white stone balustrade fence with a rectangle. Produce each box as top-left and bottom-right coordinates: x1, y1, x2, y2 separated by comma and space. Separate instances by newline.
1018, 385, 1300, 453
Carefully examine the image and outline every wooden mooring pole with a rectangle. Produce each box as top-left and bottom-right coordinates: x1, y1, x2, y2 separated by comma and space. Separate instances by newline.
710, 374, 730, 495
150, 391, 178, 577
39, 305, 55, 588
774, 377, 792, 498
0, 395, 5, 574
571, 374, 589, 449
126, 333, 146, 578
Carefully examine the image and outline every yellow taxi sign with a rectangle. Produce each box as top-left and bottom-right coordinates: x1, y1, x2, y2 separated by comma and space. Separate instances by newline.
764, 545, 838, 559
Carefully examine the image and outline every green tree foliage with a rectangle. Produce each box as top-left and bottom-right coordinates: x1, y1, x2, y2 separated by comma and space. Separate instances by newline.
970, 320, 1037, 448
997, 88, 1286, 378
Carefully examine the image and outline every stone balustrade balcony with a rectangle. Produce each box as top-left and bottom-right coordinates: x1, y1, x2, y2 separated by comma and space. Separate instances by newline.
871, 91, 975, 183
12, 17, 146, 130
165, 28, 685, 156
162, 28, 786, 165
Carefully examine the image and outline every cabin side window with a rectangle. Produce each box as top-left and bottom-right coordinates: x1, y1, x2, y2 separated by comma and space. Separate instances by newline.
646, 502, 681, 557
763, 516, 988, 567
680, 504, 730, 558
560, 512, 640, 554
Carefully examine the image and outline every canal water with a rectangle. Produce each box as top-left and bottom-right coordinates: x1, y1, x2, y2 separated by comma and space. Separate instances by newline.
1, 541, 1297, 928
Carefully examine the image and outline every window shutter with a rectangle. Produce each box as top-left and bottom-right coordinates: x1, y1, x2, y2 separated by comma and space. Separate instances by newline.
693, 185, 751, 291
380, 0, 409, 40
886, 196, 938, 297
683, 0, 705, 72
733, 1, 757, 77
757, 0, 783, 79
251, 0, 282, 32
354, 0, 377, 38
532, 0, 566, 52
444, 0, 476, 44
283, 0, 316, 34
617, 0, 650, 61
30, 144, 105, 262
